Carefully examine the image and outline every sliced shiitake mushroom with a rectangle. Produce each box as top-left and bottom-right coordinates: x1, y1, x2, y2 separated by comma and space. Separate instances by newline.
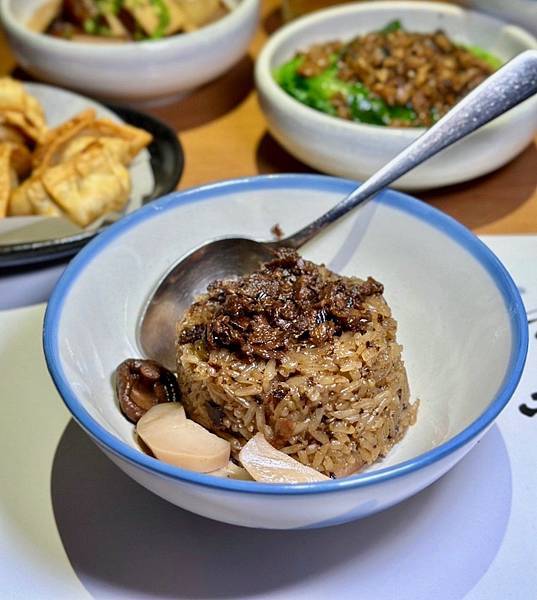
115, 358, 180, 423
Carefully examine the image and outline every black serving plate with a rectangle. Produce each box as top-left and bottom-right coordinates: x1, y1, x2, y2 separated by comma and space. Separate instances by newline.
0, 105, 183, 269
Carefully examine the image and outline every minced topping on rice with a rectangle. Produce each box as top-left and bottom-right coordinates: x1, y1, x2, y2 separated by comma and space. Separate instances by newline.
178, 248, 385, 359
176, 250, 417, 478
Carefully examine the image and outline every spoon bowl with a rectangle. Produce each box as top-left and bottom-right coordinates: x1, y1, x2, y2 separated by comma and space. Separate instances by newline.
140, 237, 276, 369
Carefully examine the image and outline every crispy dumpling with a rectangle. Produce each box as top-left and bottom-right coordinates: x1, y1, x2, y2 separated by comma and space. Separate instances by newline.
0, 123, 27, 146
0, 78, 47, 143
0, 144, 15, 218
10, 140, 131, 225
0, 142, 33, 218
2, 83, 151, 229
76, 118, 153, 161
41, 141, 131, 227
0, 110, 46, 146
33, 109, 152, 170
61, 135, 132, 165
32, 109, 96, 170
5, 142, 32, 178
9, 175, 62, 218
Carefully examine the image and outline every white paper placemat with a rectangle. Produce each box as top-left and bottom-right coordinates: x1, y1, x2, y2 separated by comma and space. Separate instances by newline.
1, 235, 535, 600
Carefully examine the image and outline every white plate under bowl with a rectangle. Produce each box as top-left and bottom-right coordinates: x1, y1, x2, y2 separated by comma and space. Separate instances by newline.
43, 175, 528, 529
255, 1, 537, 190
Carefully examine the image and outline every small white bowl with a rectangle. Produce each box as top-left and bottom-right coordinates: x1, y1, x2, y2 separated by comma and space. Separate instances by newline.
0, 0, 259, 104
468, 0, 537, 35
255, 1, 537, 190
43, 175, 527, 529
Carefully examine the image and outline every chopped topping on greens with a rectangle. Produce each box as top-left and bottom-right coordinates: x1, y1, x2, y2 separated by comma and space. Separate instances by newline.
274, 21, 502, 128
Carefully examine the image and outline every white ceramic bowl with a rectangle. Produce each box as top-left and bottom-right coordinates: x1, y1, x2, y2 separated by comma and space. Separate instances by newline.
0, 0, 259, 104
43, 175, 527, 529
255, 1, 537, 190
468, 0, 537, 36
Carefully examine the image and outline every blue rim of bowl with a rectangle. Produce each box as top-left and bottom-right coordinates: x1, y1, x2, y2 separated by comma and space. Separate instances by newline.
43, 174, 528, 496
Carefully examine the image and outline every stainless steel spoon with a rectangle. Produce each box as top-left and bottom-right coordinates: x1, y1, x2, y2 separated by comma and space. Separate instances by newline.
141, 49, 537, 369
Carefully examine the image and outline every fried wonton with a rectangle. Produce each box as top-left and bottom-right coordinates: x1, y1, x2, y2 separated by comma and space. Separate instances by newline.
6, 142, 32, 178
61, 135, 132, 165
77, 118, 153, 161
9, 175, 62, 218
0, 78, 47, 143
0, 123, 27, 146
32, 108, 96, 170
0, 144, 15, 218
3, 83, 151, 229
41, 141, 131, 227
33, 109, 152, 171
10, 141, 131, 226
0, 142, 33, 218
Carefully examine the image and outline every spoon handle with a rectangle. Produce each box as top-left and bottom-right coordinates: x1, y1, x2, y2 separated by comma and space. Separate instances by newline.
280, 49, 537, 250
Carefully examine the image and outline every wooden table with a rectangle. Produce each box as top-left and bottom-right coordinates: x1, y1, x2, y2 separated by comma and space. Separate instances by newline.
2, 0, 536, 235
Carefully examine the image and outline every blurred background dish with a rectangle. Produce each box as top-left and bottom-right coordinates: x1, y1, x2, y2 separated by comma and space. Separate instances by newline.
283, 0, 537, 33
0, 0, 260, 104
281, 0, 356, 21
272, 19, 501, 128
256, 1, 537, 190
31, 0, 237, 43
0, 82, 183, 268
467, 0, 537, 36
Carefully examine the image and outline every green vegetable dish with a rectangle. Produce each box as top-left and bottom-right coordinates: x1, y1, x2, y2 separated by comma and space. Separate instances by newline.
274, 21, 503, 128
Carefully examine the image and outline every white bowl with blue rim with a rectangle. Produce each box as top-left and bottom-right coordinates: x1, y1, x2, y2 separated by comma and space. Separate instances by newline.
43, 175, 528, 529
255, 1, 537, 189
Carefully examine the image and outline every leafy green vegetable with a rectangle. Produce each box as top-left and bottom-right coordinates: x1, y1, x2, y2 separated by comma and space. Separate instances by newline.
83, 18, 98, 34
69, 0, 182, 42
275, 58, 335, 114
149, 0, 171, 39
273, 52, 414, 126
386, 104, 417, 123
465, 45, 503, 70
83, 17, 111, 36
273, 21, 502, 127
96, 0, 123, 15
380, 20, 402, 34
274, 55, 304, 89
